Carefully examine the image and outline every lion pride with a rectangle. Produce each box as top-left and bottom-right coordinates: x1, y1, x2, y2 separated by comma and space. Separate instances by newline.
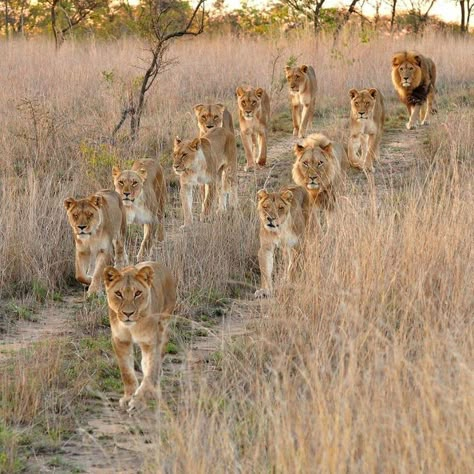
391, 51, 437, 130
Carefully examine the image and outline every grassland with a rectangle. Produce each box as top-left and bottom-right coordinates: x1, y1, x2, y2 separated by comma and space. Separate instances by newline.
0, 31, 473, 472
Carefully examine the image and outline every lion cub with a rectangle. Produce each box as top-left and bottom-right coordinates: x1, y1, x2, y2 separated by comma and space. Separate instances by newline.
236, 86, 271, 171
254, 187, 309, 299
348, 88, 385, 172
285, 65, 318, 138
112, 159, 166, 261
64, 190, 127, 296
103, 261, 176, 413
193, 103, 234, 137
173, 127, 237, 227
292, 133, 344, 210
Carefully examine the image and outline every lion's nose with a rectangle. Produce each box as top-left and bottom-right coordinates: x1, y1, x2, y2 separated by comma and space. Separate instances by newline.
206, 125, 214, 129
123, 311, 134, 318
359, 112, 364, 116
123, 192, 131, 197
77, 225, 86, 230
403, 76, 409, 81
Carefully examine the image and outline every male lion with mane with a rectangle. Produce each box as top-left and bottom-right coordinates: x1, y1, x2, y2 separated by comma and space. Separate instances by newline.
104, 261, 176, 414
292, 133, 345, 210
391, 50, 437, 130
64, 190, 127, 296
255, 186, 309, 299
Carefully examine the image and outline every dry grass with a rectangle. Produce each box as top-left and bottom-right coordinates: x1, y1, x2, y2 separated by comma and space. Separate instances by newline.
0, 31, 473, 472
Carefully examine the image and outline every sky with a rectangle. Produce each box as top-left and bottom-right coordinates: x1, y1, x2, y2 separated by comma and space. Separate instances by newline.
223, 0, 461, 24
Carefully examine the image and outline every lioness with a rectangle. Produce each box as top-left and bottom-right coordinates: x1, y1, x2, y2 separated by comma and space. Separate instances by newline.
173, 127, 237, 227
112, 159, 166, 261
292, 133, 344, 209
103, 261, 176, 413
64, 190, 127, 296
193, 103, 234, 137
348, 88, 385, 172
236, 86, 271, 171
285, 65, 317, 138
254, 187, 309, 298
391, 51, 437, 130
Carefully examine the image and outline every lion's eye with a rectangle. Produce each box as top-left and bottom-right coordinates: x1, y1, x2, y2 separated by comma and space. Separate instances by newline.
73, 213, 79, 219
134, 290, 142, 298
252, 101, 257, 105
318, 161, 324, 167
303, 161, 309, 168
214, 115, 219, 120
132, 181, 138, 187
201, 116, 206, 120
278, 206, 284, 211
118, 181, 124, 186
115, 291, 123, 299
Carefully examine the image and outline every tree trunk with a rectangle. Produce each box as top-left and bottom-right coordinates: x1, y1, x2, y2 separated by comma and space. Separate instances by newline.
390, 0, 398, 33
460, 0, 466, 32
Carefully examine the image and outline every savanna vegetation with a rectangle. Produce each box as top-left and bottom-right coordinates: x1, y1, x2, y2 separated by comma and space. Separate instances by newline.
0, 0, 473, 471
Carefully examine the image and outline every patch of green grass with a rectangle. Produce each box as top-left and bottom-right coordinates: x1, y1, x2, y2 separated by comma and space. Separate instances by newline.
0, 422, 24, 474
271, 111, 293, 134
165, 341, 179, 355
5, 302, 37, 322
32, 280, 47, 303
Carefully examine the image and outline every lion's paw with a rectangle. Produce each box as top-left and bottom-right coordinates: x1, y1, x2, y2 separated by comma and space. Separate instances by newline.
254, 288, 272, 299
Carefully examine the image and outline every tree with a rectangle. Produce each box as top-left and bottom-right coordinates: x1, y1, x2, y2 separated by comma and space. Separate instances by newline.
458, 0, 474, 32
112, 0, 206, 141
280, 0, 328, 33
406, 0, 436, 33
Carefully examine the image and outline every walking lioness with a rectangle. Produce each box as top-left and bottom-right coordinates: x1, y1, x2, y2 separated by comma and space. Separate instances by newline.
64, 190, 127, 296
104, 261, 176, 413
348, 88, 385, 172
112, 159, 166, 261
285, 65, 317, 138
193, 103, 234, 137
254, 186, 309, 299
236, 86, 271, 171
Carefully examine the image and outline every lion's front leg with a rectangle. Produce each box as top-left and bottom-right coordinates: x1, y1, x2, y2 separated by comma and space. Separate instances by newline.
299, 102, 314, 138
200, 183, 216, 221
285, 246, 301, 282
241, 131, 255, 171
180, 182, 194, 228
348, 134, 364, 169
257, 130, 267, 167
407, 104, 421, 129
255, 244, 274, 299
88, 248, 112, 296
112, 335, 138, 410
137, 223, 155, 262
292, 103, 302, 137
75, 249, 92, 286
365, 134, 376, 172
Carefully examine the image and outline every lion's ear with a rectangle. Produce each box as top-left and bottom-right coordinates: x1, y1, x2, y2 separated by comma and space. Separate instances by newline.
349, 88, 358, 99
190, 138, 201, 150
368, 88, 378, 98
89, 194, 103, 208
112, 166, 121, 178
137, 168, 147, 181
413, 55, 422, 66
281, 189, 293, 203
392, 54, 401, 67
257, 189, 268, 201
300, 64, 308, 73
320, 143, 333, 155
285, 65, 291, 73
255, 88, 264, 99
236, 86, 245, 97
64, 197, 76, 210
174, 136, 182, 150
215, 103, 225, 113
294, 143, 305, 156
193, 104, 203, 115
136, 266, 154, 287
103, 266, 121, 287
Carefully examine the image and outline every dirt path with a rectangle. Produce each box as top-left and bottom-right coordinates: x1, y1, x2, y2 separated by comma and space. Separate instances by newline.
1, 119, 424, 473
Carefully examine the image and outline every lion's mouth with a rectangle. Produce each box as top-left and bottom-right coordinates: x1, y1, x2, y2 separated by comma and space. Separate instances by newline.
307, 182, 320, 190
123, 197, 135, 203
244, 113, 253, 119
402, 82, 411, 87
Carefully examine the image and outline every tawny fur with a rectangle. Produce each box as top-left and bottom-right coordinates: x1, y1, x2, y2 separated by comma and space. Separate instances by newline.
193, 103, 234, 137
112, 159, 166, 261
348, 88, 385, 172
285, 65, 318, 138
255, 186, 309, 299
236, 86, 271, 170
103, 261, 176, 413
64, 190, 127, 296
391, 51, 437, 130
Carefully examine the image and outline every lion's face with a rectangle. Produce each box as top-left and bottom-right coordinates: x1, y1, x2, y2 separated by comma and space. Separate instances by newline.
103, 265, 154, 326
194, 103, 225, 131
236, 87, 264, 120
349, 88, 377, 121
293, 142, 336, 191
285, 65, 309, 93
172, 137, 200, 175
257, 189, 293, 232
392, 53, 422, 89
64, 195, 103, 238
112, 168, 146, 206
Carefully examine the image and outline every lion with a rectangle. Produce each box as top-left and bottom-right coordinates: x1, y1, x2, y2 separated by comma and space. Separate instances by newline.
173, 126, 237, 227
285, 65, 318, 138
103, 261, 176, 414
236, 86, 271, 171
254, 186, 309, 298
391, 51, 437, 130
112, 159, 166, 261
193, 103, 234, 137
292, 133, 344, 210
348, 88, 385, 172
64, 190, 127, 296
